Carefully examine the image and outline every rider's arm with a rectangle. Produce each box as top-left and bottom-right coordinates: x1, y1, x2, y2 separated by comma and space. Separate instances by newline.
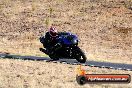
39, 36, 45, 43
44, 32, 51, 43
39, 32, 51, 47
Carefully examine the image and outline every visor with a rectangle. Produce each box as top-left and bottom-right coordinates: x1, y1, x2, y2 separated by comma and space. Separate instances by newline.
50, 32, 57, 37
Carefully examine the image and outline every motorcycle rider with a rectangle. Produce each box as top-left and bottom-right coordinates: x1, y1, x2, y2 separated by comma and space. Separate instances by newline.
39, 26, 62, 55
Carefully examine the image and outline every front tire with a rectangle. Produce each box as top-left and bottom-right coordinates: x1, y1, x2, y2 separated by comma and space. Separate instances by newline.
74, 47, 87, 63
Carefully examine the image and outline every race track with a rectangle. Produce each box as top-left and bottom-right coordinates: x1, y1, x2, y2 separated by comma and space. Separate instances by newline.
0, 53, 132, 71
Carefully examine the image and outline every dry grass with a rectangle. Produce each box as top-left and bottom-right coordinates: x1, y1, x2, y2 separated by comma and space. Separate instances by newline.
0, 58, 131, 88
0, 1, 132, 62
0, 1, 132, 87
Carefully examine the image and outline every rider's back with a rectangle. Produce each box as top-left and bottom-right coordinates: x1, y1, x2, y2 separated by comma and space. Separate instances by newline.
44, 32, 58, 48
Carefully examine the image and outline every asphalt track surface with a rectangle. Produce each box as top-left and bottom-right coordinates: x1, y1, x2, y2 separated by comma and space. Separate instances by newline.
0, 53, 132, 71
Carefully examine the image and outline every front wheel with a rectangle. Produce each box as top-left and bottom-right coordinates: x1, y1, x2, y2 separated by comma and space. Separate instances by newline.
74, 47, 87, 63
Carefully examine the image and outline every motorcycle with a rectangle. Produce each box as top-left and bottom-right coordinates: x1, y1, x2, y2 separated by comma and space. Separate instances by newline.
39, 32, 87, 63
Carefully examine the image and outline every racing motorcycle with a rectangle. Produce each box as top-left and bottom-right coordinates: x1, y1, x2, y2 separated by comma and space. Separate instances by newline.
39, 32, 87, 63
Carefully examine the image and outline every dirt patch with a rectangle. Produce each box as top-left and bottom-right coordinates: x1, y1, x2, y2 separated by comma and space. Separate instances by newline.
0, 58, 131, 88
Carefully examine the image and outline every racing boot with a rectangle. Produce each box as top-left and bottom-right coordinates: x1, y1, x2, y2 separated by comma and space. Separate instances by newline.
39, 48, 49, 55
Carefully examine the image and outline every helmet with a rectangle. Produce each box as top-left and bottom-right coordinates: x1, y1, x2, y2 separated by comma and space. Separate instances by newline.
49, 26, 57, 37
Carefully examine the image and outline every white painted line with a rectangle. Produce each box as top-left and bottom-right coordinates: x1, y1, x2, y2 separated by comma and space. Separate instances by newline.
72, 63, 78, 65
52, 61, 57, 63
81, 64, 86, 66
117, 68, 122, 70
110, 67, 113, 69
61, 62, 67, 64
101, 66, 105, 68
126, 69, 131, 71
